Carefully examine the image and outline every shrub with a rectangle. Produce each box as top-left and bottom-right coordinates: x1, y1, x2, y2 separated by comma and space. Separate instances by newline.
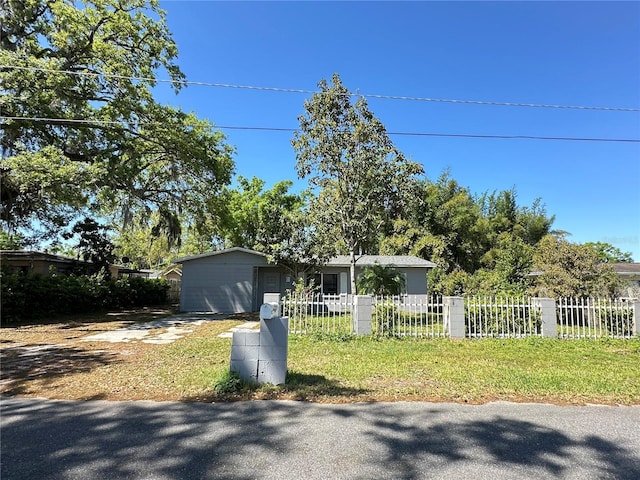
373, 300, 400, 337
0, 269, 169, 322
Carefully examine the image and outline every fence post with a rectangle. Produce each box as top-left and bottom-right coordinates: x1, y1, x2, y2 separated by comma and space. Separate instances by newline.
535, 298, 557, 338
443, 296, 465, 339
633, 301, 640, 337
263, 293, 281, 317
353, 295, 373, 335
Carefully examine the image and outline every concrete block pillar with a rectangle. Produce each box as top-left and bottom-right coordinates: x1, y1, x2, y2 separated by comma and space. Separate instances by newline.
353, 295, 373, 335
229, 331, 261, 382
535, 298, 558, 338
258, 315, 288, 385
229, 303, 289, 385
443, 296, 465, 339
633, 301, 640, 337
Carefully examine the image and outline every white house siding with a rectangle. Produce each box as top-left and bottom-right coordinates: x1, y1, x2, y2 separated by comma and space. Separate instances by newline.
179, 250, 268, 313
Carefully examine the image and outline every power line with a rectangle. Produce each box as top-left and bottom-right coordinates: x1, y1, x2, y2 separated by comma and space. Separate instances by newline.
2, 115, 639, 143
3, 64, 640, 112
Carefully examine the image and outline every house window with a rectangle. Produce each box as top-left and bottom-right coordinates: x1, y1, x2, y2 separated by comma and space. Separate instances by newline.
323, 274, 338, 295
307, 273, 339, 295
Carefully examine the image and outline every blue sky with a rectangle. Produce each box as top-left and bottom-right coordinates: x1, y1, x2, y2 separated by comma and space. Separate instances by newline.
156, 1, 640, 260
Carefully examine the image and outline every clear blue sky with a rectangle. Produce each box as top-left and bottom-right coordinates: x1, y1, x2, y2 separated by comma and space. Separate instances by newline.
156, 1, 640, 260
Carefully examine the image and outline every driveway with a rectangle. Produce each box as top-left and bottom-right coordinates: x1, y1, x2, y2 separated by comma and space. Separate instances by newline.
2, 397, 639, 480
79, 312, 260, 344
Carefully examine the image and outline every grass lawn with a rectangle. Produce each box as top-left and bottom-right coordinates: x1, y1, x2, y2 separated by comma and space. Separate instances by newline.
1, 314, 639, 405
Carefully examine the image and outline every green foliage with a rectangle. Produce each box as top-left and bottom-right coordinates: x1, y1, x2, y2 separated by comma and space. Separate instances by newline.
465, 299, 542, 337
1, 0, 234, 245
292, 73, 423, 293
357, 263, 406, 295
380, 171, 554, 296
531, 235, 621, 298
214, 370, 247, 394
0, 230, 27, 250
373, 301, 402, 337
63, 217, 117, 278
0, 268, 169, 322
602, 308, 634, 337
583, 242, 634, 263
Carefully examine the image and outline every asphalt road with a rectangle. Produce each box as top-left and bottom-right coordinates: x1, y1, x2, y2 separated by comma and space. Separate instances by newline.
1, 397, 639, 480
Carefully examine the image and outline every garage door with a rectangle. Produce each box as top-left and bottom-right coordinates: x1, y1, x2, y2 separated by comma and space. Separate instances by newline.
180, 264, 255, 313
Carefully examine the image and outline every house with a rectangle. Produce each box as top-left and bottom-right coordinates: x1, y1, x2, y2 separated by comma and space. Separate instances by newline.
1, 250, 80, 276
0, 250, 139, 279
173, 247, 436, 313
612, 262, 640, 298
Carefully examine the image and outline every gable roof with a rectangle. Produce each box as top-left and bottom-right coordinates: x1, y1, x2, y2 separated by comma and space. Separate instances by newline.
611, 262, 640, 275
0, 250, 79, 264
173, 247, 268, 264
326, 255, 436, 269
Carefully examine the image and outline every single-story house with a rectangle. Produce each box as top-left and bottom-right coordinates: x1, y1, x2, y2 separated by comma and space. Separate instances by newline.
612, 262, 640, 298
0, 250, 141, 278
173, 247, 436, 313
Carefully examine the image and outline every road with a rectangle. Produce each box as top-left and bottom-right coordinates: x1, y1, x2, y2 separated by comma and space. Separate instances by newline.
1, 397, 639, 480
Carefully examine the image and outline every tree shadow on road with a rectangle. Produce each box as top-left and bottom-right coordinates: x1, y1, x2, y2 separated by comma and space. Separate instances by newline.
1, 399, 638, 480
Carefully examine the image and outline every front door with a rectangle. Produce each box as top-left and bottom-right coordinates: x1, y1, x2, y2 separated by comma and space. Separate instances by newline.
264, 272, 280, 294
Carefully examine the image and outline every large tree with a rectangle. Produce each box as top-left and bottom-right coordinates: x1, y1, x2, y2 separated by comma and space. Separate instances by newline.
292, 73, 423, 293
531, 235, 621, 298
1, 0, 234, 245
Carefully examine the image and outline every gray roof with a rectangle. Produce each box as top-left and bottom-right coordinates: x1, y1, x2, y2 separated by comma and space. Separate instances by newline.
173, 247, 267, 264
612, 262, 640, 275
326, 255, 436, 269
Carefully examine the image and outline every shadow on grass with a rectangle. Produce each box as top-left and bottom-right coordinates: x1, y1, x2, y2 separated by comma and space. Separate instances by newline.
0, 344, 120, 396
182, 370, 371, 403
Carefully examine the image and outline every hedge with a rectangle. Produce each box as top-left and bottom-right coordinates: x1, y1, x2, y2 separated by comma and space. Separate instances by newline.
1, 270, 170, 322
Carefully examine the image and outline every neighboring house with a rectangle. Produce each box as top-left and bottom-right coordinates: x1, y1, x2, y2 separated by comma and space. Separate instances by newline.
612, 262, 640, 298
173, 247, 436, 313
147, 264, 183, 303
0, 250, 138, 279
1, 250, 80, 276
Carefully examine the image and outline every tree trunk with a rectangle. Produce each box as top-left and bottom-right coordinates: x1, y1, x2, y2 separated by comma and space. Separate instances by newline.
350, 249, 357, 295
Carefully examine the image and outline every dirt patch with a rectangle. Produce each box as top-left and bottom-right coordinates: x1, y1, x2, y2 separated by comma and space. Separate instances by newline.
0, 309, 262, 401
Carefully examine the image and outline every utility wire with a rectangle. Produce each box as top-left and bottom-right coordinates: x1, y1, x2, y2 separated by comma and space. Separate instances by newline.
2, 115, 639, 143
3, 64, 639, 112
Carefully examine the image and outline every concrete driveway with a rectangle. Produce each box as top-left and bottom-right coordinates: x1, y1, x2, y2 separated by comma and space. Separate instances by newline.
80, 312, 259, 344
2, 397, 639, 480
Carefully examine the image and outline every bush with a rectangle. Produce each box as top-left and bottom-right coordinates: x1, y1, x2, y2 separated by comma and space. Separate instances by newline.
601, 307, 634, 337
373, 300, 400, 337
0, 268, 170, 322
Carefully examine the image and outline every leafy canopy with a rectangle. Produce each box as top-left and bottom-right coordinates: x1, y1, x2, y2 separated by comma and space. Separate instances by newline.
1, 0, 234, 245
292, 73, 423, 293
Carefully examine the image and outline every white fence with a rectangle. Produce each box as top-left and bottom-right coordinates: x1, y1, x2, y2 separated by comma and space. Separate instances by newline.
557, 297, 636, 339
276, 293, 639, 340
281, 293, 353, 335
373, 295, 445, 337
464, 296, 542, 338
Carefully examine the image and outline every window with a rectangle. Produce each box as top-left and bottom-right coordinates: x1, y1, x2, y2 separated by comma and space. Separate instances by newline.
323, 274, 338, 295
306, 273, 339, 294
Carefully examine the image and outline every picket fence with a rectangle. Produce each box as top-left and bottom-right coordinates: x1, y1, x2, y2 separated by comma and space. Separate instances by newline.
278, 293, 638, 340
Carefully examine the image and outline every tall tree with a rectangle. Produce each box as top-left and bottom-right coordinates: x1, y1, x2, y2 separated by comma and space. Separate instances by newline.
531, 235, 621, 298
583, 242, 634, 263
1, 0, 234, 245
292, 73, 423, 293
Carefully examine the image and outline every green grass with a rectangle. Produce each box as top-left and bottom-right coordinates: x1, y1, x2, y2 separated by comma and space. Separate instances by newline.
153, 324, 640, 405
